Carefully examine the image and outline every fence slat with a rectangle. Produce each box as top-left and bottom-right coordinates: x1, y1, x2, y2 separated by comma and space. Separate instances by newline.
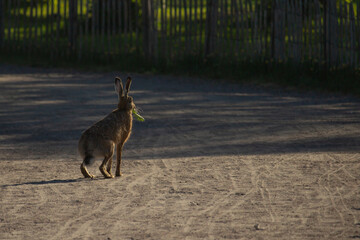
343, 2, 348, 66
262, 0, 268, 57
349, 3, 356, 67
200, 0, 204, 55
14, 0, 19, 47
7, 0, 11, 48
0, 0, 3, 48
357, 2, 360, 68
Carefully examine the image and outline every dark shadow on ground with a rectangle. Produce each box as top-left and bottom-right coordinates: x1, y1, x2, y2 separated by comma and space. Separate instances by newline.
1, 177, 110, 188
1, 64, 360, 161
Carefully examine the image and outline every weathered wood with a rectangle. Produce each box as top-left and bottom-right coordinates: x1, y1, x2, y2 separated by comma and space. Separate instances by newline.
242, 0, 249, 55
205, 0, 218, 57
56, 0, 61, 58
34, 0, 38, 52
91, 0, 96, 57
100, 0, 105, 55
38, 0, 42, 45
331, 0, 338, 65
168, 0, 173, 59
349, 3, 356, 67
6, 0, 11, 47
13, 0, 18, 47
28, 0, 33, 52
258, 0, 264, 56
200, 0, 204, 55
183, 0, 189, 55
84, 0, 89, 57
174, 0, 178, 57
1, 0, 360, 70
106, 0, 111, 59
69, 0, 78, 52
263, 0, 269, 57
160, 0, 165, 59
124, 0, 129, 53
323, 0, 329, 66
142, 0, 155, 61
218, 0, 224, 57
178, 0, 182, 58
296, 0, 300, 61
239, 0, 245, 55
338, 0, 344, 65
118, 0, 123, 54
272, 0, 285, 60
78, 0, 83, 60
194, 0, 198, 54
253, 0, 259, 56
306, 0, 311, 59
224, 0, 230, 57
135, 0, 139, 54
314, 0, 321, 61
232, 0, 240, 57
189, 0, 192, 54
50, 0, 54, 58
0, 0, 3, 48
45, 0, 49, 52
357, 2, 360, 67
9, 0, 15, 48
129, 0, 133, 48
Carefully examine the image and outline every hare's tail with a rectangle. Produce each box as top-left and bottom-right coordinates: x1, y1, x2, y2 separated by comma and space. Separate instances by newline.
83, 155, 95, 166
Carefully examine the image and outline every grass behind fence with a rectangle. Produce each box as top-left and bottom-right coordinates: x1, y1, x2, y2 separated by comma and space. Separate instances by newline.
1, 0, 360, 96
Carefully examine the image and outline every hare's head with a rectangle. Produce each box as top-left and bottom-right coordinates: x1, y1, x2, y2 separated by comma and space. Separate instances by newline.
115, 77, 135, 111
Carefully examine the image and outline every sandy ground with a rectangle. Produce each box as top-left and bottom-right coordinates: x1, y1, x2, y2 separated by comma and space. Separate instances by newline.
0, 64, 359, 240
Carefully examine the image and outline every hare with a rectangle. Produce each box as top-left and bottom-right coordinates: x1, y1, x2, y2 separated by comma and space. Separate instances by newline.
78, 77, 134, 178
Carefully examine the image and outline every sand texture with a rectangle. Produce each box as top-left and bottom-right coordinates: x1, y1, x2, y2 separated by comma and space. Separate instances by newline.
0, 65, 360, 239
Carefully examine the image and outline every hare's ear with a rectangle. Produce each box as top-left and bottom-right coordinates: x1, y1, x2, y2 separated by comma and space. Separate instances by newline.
114, 77, 124, 99
125, 77, 132, 97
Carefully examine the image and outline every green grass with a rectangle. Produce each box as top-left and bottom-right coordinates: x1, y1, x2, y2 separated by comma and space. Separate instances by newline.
1, 0, 360, 96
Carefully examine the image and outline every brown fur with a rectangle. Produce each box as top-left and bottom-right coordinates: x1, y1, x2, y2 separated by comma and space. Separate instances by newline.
78, 77, 134, 178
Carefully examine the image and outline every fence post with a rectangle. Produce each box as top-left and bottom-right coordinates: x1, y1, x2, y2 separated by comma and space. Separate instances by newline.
0, 0, 3, 48
142, 0, 155, 61
323, 0, 338, 68
327, 0, 337, 67
322, 0, 337, 80
205, 0, 218, 57
323, 0, 328, 70
271, 0, 285, 61
69, 0, 78, 54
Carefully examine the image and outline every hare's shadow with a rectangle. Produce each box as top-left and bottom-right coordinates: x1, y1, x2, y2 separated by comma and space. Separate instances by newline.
2, 177, 106, 188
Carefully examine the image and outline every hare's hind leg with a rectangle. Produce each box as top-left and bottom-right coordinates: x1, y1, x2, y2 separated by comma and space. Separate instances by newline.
99, 142, 115, 178
99, 155, 114, 178
80, 163, 95, 179
80, 155, 95, 178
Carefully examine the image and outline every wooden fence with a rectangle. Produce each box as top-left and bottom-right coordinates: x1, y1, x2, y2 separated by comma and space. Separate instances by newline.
0, 0, 359, 69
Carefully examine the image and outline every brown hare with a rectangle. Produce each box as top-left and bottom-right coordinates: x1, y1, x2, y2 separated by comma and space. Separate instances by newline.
78, 77, 134, 178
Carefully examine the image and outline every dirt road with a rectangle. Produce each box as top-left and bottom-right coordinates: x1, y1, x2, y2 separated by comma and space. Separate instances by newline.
0, 65, 359, 239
